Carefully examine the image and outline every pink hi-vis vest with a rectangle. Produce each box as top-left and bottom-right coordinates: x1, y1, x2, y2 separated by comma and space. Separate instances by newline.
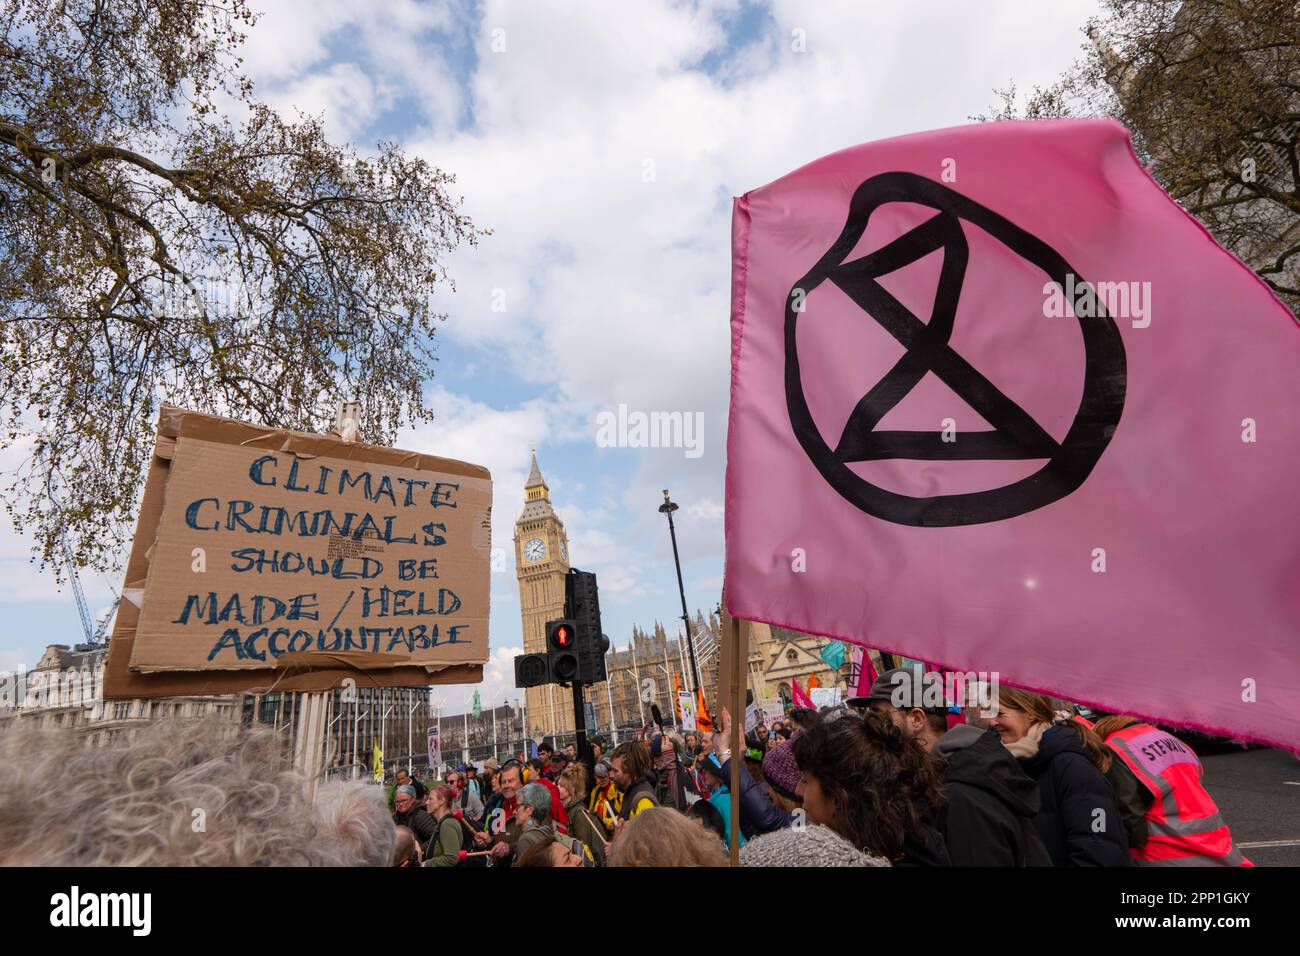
1105, 724, 1251, 867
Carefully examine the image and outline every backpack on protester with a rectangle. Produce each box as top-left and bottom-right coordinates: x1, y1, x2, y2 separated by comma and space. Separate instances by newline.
428, 814, 487, 868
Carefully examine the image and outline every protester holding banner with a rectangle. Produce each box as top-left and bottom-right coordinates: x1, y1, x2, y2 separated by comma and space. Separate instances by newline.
991, 690, 1131, 867
708, 709, 791, 839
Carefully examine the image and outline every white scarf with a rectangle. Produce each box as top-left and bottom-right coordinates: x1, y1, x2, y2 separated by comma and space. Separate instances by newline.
1003, 721, 1049, 759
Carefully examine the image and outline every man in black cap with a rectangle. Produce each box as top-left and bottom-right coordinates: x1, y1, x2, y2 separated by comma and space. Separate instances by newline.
862, 667, 1050, 867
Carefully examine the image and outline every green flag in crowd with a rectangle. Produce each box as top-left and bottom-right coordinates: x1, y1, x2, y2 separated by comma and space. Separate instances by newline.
820, 640, 846, 671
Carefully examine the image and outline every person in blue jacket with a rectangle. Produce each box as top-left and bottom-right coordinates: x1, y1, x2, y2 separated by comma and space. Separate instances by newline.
697, 753, 747, 847
708, 708, 792, 839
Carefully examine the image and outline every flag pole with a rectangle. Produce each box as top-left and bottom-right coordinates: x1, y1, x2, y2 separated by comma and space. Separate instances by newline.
729, 614, 745, 866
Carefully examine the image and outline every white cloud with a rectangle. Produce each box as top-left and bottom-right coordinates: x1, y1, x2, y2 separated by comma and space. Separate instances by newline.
0, 0, 1107, 690
401, 0, 1102, 613
266, 62, 393, 141
437, 642, 524, 715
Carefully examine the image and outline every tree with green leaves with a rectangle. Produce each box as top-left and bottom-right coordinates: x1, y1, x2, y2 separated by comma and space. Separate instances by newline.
1, 1, 483, 578
977, 0, 1299, 315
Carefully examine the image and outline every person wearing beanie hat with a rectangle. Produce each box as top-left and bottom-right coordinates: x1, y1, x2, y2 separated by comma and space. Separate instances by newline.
740, 824, 892, 868
761, 737, 803, 812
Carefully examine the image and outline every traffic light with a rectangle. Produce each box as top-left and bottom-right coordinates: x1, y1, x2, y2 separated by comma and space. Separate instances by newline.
546, 618, 579, 684
566, 568, 609, 683
513, 652, 548, 688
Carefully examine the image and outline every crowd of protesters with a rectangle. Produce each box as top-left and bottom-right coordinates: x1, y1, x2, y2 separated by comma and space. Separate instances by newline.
0, 666, 1249, 869
385, 667, 1252, 868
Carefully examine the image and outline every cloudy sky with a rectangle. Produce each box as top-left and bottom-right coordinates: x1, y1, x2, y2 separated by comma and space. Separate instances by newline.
1, 0, 1102, 712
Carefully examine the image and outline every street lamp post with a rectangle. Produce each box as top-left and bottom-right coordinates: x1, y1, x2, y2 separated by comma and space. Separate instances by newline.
659, 489, 701, 693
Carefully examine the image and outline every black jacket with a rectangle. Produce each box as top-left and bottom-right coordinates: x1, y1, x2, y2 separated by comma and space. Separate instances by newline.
935, 725, 1052, 866
896, 820, 951, 867
393, 805, 438, 849
1015, 726, 1133, 867
617, 777, 660, 821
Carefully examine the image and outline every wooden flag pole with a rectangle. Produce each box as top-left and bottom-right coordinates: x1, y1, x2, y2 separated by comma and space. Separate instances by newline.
730, 615, 745, 866
719, 597, 748, 867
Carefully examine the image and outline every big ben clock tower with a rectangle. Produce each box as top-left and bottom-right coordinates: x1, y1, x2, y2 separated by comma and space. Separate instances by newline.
514, 450, 575, 737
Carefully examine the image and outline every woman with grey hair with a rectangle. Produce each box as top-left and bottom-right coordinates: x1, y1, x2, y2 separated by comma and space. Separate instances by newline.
0, 717, 395, 866
512, 781, 555, 860
391, 783, 437, 851
514, 782, 594, 867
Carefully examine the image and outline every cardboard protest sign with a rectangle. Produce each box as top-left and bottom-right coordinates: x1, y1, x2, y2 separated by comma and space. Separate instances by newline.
104, 406, 489, 698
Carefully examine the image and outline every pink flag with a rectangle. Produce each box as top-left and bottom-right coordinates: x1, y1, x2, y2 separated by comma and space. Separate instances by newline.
853, 647, 879, 698
791, 678, 814, 710
725, 119, 1300, 750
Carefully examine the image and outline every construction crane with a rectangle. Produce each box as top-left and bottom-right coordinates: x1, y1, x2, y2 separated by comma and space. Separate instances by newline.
61, 535, 116, 647
48, 467, 115, 647
62, 536, 94, 644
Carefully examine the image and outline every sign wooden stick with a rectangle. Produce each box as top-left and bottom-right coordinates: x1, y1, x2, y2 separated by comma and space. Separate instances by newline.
293, 402, 360, 793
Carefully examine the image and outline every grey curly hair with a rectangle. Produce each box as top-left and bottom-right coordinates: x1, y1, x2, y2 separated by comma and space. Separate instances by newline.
0, 716, 394, 866
518, 781, 551, 825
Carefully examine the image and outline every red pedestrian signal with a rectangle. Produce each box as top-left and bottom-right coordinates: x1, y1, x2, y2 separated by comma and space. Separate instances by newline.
549, 622, 574, 648
546, 619, 579, 683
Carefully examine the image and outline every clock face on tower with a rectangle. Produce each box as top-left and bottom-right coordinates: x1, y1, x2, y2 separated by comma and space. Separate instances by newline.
524, 538, 546, 562
559, 539, 567, 560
